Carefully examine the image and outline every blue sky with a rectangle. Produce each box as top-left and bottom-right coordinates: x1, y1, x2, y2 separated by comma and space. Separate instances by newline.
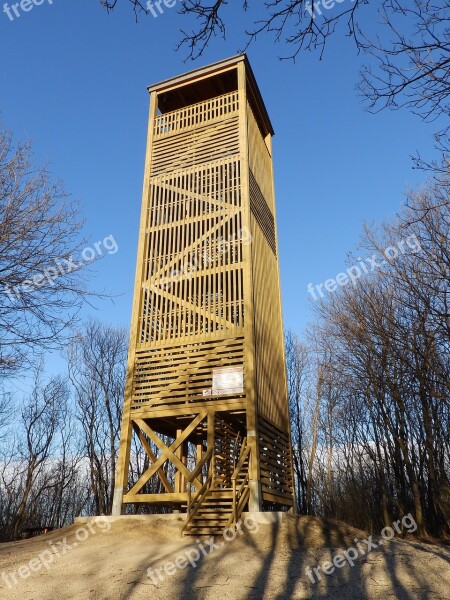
0, 0, 439, 378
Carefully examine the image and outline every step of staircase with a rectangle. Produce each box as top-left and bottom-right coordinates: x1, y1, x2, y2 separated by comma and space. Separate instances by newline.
183, 488, 234, 536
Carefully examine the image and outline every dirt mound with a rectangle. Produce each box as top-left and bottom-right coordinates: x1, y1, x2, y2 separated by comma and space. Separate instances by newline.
0, 515, 449, 600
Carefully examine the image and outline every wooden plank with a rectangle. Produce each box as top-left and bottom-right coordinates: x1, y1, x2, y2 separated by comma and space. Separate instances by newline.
124, 493, 188, 504
130, 400, 246, 418
261, 490, 294, 505
136, 333, 245, 352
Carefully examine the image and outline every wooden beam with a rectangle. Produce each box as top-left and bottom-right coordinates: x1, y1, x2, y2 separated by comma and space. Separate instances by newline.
111, 89, 158, 516
130, 400, 245, 419
139, 420, 204, 490
124, 493, 188, 504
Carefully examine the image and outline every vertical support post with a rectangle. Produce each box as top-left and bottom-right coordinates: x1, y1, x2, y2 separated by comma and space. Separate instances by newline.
207, 413, 215, 483
187, 484, 192, 516
265, 132, 298, 514
112, 91, 158, 516
174, 429, 183, 494
181, 440, 188, 493
173, 429, 184, 514
237, 60, 261, 513
196, 441, 203, 483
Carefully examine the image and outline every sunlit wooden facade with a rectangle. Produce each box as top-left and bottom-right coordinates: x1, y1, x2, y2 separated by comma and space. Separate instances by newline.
112, 55, 295, 532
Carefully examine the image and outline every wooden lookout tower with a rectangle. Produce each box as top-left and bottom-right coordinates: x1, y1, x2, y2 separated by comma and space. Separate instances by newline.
112, 55, 295, 534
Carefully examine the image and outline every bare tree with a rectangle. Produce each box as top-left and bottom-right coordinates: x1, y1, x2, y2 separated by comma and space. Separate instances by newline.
285, 331, 309, 513
99, 0, 366, 58
305, 366, 321, 517
359, 2, 450, 120
2, 371, 69, 538
359, 0, 450, 170
0, 124, 93, 375
304, 174, 450, 537
0, 369, 86, 541
99, 0, 449, 170
0, 389, 12, 440
68, 320, 127, 515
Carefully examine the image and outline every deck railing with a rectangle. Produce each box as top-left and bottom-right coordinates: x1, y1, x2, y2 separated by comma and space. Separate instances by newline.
154, 91, 239, 138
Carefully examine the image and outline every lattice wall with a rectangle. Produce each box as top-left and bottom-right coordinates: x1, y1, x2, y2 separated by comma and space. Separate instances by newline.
259, 417, 294, 507
139, 91, 246, 345
247, 101, 289, 431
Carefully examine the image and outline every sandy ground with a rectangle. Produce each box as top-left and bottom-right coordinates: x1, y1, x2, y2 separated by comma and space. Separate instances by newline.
0, 515, 449, 600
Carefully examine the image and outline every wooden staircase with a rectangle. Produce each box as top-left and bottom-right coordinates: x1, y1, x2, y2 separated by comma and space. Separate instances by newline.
182, 436, 250, 536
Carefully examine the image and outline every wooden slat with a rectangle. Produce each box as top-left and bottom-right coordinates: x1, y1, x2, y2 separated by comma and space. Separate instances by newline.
258, 416, 294, 503
261, 490, 294, 505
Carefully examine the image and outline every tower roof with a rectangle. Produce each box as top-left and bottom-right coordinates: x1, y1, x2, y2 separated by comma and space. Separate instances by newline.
147, 54, 274, 137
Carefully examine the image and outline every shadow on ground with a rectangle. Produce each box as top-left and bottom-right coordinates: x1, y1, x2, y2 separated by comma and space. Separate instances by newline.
1, 516, 450, 600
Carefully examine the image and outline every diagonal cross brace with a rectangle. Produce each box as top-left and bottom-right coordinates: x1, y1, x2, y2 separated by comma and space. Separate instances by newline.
127, 413, 206, 496
132, 423, 174, 494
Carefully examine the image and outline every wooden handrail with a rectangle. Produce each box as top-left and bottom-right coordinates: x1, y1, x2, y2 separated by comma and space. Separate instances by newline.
232, 431, 242, 470
230, 441, 251, 524
191, 473, 212, 512
182, 472, 213, 533
154, 91, 239, 137
183, 450, 215, 534
231, 446, 251, 482
237, 472, 249, 497
186, 448, 213, 484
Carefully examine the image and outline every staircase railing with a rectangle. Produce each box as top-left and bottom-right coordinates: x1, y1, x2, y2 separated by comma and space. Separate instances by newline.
232, 431, 242, 470
227, 440, 251, 528
181, 448, 213, 534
